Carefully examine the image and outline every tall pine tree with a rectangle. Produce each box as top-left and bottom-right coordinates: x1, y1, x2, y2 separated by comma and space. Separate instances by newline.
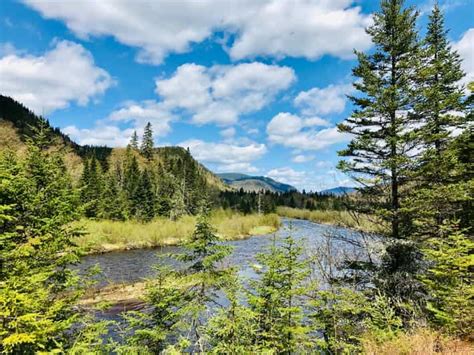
337, 0, 424, 313
141, 122, 154, 160
338, 0, 419, 241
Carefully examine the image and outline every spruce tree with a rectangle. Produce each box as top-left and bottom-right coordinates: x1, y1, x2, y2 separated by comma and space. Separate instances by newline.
415, 3, 465, 158
205, 274, 258, 352
100, 169, 128, 221
141, 122, 154, 160
80, 157, 104, 218
0, 124, 83, 353
124, 155, 141, 217
337, 0, 425, 309
172, 204, 233, 350
136, 169, 156, 222
338, 0, 419, 241
248, 235, 311, 352
130, 130, 139, 150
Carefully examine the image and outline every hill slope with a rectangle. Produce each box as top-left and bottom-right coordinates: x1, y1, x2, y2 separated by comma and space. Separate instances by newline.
0, 95, 228, 191
217, 173, 297, 193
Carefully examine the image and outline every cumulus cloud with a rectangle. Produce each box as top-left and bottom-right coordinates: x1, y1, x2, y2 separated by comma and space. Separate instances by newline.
453, 28, 474, 87
267, 167, 308, 190
63, 125, 134, 147
0, 40, 113, 114
155, 62, 295, 125
220, 127, 236, 138
294, 83, 354, 116
108, 100, 175, 136
267, 166, 354, 191
23, 0, 372, 64
267, 112, 350, 151
292, 154, 315, 163
179, 139, 267, 173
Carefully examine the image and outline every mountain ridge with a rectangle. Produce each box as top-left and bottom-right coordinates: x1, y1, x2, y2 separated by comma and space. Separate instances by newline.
217, 172, 297, 193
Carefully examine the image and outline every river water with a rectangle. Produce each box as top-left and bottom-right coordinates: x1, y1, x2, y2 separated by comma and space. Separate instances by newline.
79, 218, 373, 287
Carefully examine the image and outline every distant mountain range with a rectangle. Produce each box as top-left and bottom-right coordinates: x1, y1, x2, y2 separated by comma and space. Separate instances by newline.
318, 186, 356, 196
217, 173, 297, 193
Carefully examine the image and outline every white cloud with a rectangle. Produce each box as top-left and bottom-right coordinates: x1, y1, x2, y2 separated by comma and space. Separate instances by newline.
63, 125, 134, 147
292, 154, 315, 163
23, 0, 372, 64
179, 139, 267, 173
267, 166, 354, 191
453, 28, 474, 87
294, 83, 354, 116
108, 100, 175, 136
220, 127, 236, 138
0, 40, 113, 114
267, 112, 348, 151
267, 167, 308, 189
228, 0, 372, 61
156, 62, 295, 125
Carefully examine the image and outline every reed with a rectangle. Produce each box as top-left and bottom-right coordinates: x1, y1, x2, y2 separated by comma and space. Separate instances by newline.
73, 210, 280, 254
276, 206, 380, 233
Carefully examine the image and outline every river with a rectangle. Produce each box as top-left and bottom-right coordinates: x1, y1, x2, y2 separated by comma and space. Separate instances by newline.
79, 218, 374, 287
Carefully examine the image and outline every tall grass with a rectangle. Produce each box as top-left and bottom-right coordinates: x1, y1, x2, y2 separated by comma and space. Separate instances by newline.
362, 328, 473, 355
73, 210, 280, 254
276, 206, 380, 233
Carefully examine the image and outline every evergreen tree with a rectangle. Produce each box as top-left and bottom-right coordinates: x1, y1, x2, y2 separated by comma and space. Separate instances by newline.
420, 221, 474, 336
248, 235, 311, 352
415, 3, 465, 158
205, 274, 258, 352
136, 169, 157, 221
130, 130, 139, 150
100, 168, 128, 221
80, 156, 104, 218
170, 179, 187, 221
338, 0, 419, 241
118, 266, 185, 353
141, 122, 154, 160
0, 123, 83, 353
124, 155, 141, 217
337, 0, 424, 309
172, 204, 233, 350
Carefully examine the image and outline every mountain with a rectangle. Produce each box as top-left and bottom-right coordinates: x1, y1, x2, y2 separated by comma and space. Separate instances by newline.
217, 173, 297, 193
0, 95, 227, 191
319, 186, 356, 196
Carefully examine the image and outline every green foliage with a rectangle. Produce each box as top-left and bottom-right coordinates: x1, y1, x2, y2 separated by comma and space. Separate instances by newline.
140, 122, 154, 160
420, 221, 474, 336
0, 121, 84, 353
205, 275, 258, 353
248, 234, 312, 353
338, 0, 419, 241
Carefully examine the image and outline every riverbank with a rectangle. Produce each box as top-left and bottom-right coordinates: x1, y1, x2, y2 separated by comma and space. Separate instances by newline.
276, 206, 380, 233
74, 210, 280, 254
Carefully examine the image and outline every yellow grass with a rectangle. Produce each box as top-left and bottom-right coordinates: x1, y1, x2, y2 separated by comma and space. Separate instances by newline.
362, 328, 473, 355
73, 210, 280, 254
276, 206, 380, 233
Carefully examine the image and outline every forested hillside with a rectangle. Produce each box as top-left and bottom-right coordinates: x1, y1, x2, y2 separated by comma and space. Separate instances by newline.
0, 95, 229, 220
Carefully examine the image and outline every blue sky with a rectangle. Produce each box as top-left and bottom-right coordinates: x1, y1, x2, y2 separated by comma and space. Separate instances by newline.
1, 0, 473, 191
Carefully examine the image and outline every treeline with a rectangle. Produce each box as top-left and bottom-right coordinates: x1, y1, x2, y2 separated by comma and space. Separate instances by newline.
80, 123, 211, 221
219, 189, 348, 214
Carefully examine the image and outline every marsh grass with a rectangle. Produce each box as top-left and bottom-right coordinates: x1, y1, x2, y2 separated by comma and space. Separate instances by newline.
73, 210, 280, 253
276, 206, 380, 233
362, 328, 473, 355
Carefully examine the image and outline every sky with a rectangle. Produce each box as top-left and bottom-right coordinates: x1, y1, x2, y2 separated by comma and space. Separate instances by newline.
1, 0, 473, 191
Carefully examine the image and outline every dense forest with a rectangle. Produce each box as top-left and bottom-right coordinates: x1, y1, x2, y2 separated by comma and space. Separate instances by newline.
0, 0, 473, 353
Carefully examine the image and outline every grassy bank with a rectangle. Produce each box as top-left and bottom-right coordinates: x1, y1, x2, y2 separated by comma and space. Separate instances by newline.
277, 206, 380, 233
73, 210, 280, 254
